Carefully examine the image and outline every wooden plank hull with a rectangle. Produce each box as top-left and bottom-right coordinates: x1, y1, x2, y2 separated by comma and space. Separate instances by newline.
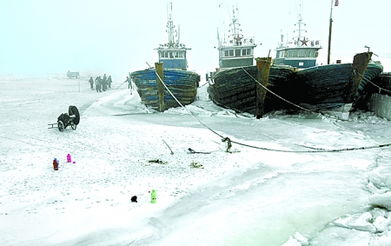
207, 65, 297, 115
369, 72, 391, 96
294, 62, 383, 110
131, 69, 200, 111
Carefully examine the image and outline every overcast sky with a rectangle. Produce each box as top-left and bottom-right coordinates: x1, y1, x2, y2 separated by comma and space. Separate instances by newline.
1, 0, 390, 77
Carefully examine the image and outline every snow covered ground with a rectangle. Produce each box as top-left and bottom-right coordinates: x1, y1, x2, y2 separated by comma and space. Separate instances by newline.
0, 76, 391, 246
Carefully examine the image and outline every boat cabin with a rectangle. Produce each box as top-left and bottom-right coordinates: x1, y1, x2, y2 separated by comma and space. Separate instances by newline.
156, 45, 189, 70
274, 13, 321, 68
218, 41, 256, 68
275, 44, 320, 68
217, 8, 256, 69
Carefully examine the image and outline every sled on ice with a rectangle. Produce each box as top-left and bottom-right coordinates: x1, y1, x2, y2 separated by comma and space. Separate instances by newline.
48, 105, 80, 132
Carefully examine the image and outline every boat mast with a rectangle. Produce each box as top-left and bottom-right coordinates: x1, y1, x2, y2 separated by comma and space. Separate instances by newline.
229, 7, 243, 46
166, 1, 176, 46
295, 3, 304, 43
327, 0, 336, 64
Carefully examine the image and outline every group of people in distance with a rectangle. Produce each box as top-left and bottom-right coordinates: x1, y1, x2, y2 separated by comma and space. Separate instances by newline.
88, 74, 135, 94
89, 74, 112, 92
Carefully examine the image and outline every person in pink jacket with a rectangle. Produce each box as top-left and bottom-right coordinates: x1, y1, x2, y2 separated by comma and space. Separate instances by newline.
67, 153, 72, 163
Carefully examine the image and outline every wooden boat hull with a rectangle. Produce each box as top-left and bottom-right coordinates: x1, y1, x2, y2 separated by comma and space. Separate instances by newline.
131, 69, 200, 111
356, 72, 391, 111
294, 62, 383, 110
207, 65, 296, 115
368, 72, 391, 96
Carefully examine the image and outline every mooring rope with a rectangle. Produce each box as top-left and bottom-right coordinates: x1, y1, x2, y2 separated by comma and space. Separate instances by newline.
153, 70, 225, 139
152, 69, 391, 153
240, 67, 313, 113
357, 71, 391, 94
230, 140, 391, 153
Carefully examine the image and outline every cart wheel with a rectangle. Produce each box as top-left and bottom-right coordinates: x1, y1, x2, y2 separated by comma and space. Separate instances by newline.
58, 120, 65, 132
71, 123, 77, 130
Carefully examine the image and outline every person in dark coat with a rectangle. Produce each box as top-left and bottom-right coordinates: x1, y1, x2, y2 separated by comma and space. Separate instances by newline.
95, 76, 102, 93
89, 77, 94, 90
107, 75, 112, 88
126, 76, 132, 89
102, 74, 107, 91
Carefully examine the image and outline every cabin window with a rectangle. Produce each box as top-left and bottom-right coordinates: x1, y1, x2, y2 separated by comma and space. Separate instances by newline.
229, 50, 234, 56
224, 50, 229, 57
242, 49, 247, 56
235, 49, 241, 57
247, 49, 251, 55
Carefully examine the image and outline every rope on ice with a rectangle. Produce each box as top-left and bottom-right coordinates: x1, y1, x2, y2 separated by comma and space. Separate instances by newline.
152, 69, 391, 153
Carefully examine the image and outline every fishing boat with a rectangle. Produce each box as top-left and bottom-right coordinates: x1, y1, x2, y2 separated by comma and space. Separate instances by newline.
293, 52, 383, 115
274, 7, 321, 69
272, 1, 383, 119
130, 2, 200, 111
207, 7, 297, 117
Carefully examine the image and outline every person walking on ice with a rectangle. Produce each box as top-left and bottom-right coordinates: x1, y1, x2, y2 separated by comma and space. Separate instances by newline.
89, 77, 94, 90
125, 76, 133, 94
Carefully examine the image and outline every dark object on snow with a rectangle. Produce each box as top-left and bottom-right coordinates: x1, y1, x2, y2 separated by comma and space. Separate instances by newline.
131, 196, 138, 203
48, 105, 80, 132
222, 137, 232, 152
68, 105, 80, 125
187, 148, 211, 154
148, 159, 167, 164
